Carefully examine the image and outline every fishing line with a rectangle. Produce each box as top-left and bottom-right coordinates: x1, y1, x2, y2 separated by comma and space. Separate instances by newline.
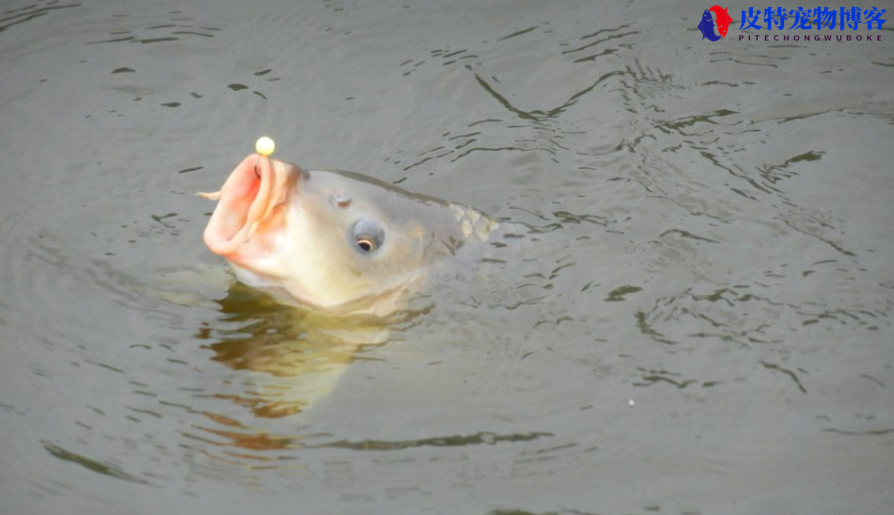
243, 3, 271, 145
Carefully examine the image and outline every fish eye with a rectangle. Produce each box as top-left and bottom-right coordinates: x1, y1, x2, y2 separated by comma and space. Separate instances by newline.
351, 218, 384, 254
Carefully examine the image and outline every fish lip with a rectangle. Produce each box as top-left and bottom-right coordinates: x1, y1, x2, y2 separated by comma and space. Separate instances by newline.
201, 153, 298, 263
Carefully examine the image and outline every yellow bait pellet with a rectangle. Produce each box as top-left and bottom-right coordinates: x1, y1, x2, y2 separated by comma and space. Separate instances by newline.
255, 136, 275, 157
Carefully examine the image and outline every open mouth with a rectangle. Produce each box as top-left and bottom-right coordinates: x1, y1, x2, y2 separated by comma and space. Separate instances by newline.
199, 153, 295, 260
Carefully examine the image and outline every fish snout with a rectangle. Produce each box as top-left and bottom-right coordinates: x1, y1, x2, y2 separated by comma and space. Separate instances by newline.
201, 154, 300, 262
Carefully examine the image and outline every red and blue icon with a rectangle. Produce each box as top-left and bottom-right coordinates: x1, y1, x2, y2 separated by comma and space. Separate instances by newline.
697, 5, 734, 41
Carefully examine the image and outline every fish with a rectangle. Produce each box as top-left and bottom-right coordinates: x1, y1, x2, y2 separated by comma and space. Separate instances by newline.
199, 153, 497, 316
709, 5, 733, 38
697, 9, 721, 41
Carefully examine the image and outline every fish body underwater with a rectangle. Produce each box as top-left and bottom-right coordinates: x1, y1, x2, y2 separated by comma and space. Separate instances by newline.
199, 153, 497, 316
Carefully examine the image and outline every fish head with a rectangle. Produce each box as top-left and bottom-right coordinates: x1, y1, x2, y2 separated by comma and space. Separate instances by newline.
200, 154, 494, 315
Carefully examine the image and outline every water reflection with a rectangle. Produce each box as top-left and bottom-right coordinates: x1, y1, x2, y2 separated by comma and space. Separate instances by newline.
85, 10, 221, 45
0, 1, 80, 33
185, 280, 555, 460
196, 282, 392, 419
187, 417, 551, 456
41, 442, 150, 485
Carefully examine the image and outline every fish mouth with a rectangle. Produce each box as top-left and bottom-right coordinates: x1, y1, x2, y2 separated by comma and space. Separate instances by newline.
199, 153, 298, 262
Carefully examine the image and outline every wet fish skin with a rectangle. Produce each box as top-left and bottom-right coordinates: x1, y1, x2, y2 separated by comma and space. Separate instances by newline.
200, 154, 496, 316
